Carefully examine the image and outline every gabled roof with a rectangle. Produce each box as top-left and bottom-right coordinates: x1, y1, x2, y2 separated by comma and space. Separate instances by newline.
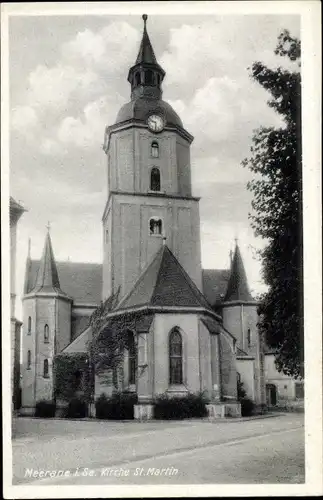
224, 242, 254, 302
116, 245, 213, 312
31, 232, 67, 295
25, 260, 102, 304
202, 269, 230, 306
135, 15, 158, 66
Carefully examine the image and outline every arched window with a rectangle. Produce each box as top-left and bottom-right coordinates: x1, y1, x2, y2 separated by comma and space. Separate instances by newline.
145, 69, 154, 85
150, 167, 160, 191
128, 331, 136, 385
247, 328, 251, 347
169, 328, 183, 385
149, 217, 162, 236
135, 72, 141, 86
43, 359, 49, 378
44, 324, 49, 343
151, 141, 159, 158
27, 316, 31, 334
27, 350, 31, 370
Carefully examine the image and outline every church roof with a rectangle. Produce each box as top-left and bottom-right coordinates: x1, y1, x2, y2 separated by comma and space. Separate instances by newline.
116, 245, 213, 312
135, 15, 158, 66
202, 269, 230, 306
31, 232, 67, 295
24, 244, 252, 307
224, 242, 254, 302
25, 260, 102, 304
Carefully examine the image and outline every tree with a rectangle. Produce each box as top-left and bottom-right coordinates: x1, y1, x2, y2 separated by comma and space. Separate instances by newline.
242, 30, 303, 378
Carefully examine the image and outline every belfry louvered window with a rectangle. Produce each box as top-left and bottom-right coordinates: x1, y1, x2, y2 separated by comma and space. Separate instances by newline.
169, 328, 183, 385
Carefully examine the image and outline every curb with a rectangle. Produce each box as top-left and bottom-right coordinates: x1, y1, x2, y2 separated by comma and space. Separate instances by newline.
15, 413, 286, 424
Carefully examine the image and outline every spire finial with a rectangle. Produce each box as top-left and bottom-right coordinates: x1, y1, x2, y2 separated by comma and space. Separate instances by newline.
46, 221, 51, 233
28, 237, 31, 259
142, 14, 148, 28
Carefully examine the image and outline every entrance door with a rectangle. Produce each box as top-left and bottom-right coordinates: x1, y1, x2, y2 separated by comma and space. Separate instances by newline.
266, 384, 277, 406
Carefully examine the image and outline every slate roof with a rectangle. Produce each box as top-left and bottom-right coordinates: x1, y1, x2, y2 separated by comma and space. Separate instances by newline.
135, 15, 158, 66
71, 315, 91, 341
116, 245, 213, 312
31, 232, 67, 295
25, 260, 102, 304
224, 243, 254, 302
202, 269, 230, 307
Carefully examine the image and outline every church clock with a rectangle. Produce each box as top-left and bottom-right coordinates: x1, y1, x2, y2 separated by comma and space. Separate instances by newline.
147, 114, 164, 132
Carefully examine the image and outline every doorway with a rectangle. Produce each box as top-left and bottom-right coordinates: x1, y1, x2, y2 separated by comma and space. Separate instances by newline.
266, 384, 277, 406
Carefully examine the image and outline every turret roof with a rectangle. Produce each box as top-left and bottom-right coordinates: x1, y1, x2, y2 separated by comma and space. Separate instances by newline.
135, 14, 158, 65
31, 231, 67, 296
224, 242, 254, 302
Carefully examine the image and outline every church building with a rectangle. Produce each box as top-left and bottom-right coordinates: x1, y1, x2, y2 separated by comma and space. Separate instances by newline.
21, 15, 266, 418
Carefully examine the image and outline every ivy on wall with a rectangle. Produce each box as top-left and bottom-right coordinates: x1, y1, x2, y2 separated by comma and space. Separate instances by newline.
53, 352, 92, 403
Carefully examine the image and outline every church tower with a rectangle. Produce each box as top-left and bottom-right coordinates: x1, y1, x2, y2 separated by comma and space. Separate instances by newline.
222, 241, 258, 353
102, 15, 202, 302
221, 240, 265, 405
21, 231, 72, 408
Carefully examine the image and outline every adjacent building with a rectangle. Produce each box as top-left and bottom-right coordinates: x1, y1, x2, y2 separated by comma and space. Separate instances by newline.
10, 196, 26, 410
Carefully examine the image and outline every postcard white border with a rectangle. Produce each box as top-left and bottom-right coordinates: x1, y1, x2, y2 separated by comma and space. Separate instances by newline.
1, 1, 322, 498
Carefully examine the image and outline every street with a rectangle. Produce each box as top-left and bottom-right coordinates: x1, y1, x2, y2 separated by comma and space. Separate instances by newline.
12, 413, 304, 485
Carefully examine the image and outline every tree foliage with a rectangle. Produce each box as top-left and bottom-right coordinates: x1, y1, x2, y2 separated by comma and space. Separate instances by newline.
242, 30, 303, 378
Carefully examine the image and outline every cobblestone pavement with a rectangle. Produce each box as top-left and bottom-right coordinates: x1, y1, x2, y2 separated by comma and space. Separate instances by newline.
12, 413, 304, 485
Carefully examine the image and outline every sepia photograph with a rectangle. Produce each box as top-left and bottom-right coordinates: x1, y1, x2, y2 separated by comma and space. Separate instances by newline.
2, 1, 322, 498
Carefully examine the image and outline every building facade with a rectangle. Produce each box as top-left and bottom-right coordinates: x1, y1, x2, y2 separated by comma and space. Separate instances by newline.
21, 16, 267, 417
10, 197, 26, 411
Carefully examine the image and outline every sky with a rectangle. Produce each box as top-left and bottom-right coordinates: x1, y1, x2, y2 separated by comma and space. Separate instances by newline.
8, 10, 300, 319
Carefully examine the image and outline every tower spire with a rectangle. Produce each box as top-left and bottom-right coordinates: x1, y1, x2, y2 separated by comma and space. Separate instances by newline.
32, 231, 66, 295
127, 14, 165, 100
224, 240, 254, 302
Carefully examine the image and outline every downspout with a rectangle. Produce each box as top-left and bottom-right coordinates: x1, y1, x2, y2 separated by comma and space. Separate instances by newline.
33, 299, 38, 405
241, 304, 244, 351
53, 297, 57, 401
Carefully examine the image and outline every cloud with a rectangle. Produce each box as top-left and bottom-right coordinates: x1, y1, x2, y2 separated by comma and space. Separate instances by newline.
11, 105, 38, 131
57, 93, 125, 148
27, 64, 100, 109
10, 21, 139, 150
62, 22, 140, 71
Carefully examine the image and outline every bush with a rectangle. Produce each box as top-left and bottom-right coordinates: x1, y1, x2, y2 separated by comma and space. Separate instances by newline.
95, 392, 138, 420
154, 392, 208, 420
240, 397, 255, 417
35, 400, 56, 418
66, 397, 88, 418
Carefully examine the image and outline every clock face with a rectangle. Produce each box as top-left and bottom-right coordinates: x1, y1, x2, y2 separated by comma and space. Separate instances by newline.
147, 114, 164, 132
